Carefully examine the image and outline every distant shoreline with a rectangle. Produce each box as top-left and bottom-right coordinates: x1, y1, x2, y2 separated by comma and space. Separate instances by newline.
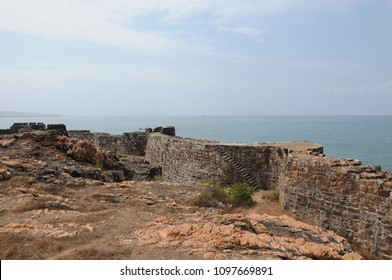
0, 111, 61, 118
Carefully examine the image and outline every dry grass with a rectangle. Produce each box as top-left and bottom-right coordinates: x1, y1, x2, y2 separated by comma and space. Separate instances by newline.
0, 176, 31, 194
83, 202, 108, 212
13, 198, 45, 212
59, 211, 110, 224
31, 183, 64, 195
0, 234, 64, 259
193, 184, 230, 208
12, 197, 71, 212
260, 189, 280, 202
71, 248, 104, 260
0, 187, 9, 195
36, 240, 63, 252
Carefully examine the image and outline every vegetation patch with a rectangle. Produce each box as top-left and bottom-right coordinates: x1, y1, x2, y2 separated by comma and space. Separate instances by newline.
194, 181, 230, 208
195, 181, 255, 208
228, 183, 255, 206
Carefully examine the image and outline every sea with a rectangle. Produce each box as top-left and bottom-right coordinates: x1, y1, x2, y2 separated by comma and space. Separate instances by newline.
1, 115, 391, 172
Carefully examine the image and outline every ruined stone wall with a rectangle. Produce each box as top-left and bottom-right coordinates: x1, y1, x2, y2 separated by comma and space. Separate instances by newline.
145, 133, 391, 259
0, 129, 15, 136
0, 122, 45, 135
277, 155, 392, 259
0, 123, 66, 135
218, 144, 289, 189
145, 134, 227, 182
145, 133, 288, 188
68, 130, 148, 156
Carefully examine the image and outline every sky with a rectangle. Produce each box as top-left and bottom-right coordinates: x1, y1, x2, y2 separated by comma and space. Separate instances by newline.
0, 0, 392, 116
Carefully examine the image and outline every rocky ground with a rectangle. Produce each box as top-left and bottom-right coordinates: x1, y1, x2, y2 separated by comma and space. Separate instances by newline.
0, 131, 362, 260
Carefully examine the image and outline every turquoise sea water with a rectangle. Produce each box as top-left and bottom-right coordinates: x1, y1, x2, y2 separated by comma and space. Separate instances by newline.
1, 115, 392, 172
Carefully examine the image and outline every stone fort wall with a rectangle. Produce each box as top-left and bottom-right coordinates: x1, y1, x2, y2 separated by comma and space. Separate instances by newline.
145, 133, 290, 189
0, 123, 67, 135
278, 154, 392, 259
145, 133, 392, 259
68, 130, 148, 156
68, 126, 175, 157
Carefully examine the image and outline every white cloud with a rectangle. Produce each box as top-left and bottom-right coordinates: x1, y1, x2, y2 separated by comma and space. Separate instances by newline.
0, 0, 375, 52
0, 0, 182, 52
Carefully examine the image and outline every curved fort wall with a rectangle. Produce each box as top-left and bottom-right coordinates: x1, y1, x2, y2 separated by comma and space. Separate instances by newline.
145, 133, 289, 189
278, 155, 392, 259
145, 133, 392, 259
4, 123, 389, 258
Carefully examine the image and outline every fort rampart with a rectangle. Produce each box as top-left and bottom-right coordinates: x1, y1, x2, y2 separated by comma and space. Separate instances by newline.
1, 123, 391, 258
278, 154, 392, 259
145, 134, 290, 189
68, 130, 148, 156
145, 133, 392, 259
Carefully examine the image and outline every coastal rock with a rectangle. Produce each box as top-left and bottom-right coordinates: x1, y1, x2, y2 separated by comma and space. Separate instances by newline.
54, 136, 137, 181
131, 213, 361, 260
0, 219, 93, 238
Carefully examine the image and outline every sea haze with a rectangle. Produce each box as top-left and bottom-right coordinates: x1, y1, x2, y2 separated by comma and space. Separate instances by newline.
1, 115, 391, 172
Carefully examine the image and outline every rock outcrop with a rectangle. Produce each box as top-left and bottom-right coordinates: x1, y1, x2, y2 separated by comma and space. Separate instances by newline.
55, 136, 117, 168
131, 213, 361, 260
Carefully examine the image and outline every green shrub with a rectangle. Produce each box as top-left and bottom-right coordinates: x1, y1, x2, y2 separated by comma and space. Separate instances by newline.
195, 181, 255, 208
194, 182, 229, 207
229, 183, 254, 206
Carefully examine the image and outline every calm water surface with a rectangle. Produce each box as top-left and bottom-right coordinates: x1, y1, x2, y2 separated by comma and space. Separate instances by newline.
1, 115, 391, 171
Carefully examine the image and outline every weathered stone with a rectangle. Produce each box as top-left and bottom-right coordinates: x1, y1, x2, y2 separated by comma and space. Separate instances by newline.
132, 213, 361, 260
0, 168, 11, 180
380, 190, 391, 198
0, 137, 16, 148
161, 126, 176, 136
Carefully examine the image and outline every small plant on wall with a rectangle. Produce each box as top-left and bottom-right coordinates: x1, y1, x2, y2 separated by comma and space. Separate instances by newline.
228, 183, 255, 206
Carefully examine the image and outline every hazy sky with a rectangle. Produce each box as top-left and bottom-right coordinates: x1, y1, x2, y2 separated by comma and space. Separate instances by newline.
1, 0, 391, 116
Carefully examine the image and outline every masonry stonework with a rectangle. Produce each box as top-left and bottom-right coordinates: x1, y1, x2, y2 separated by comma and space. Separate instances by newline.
68, 130, 148, 156
145, 133, 392, 259
145, 134, 291, 188
277, 155, 392, 259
